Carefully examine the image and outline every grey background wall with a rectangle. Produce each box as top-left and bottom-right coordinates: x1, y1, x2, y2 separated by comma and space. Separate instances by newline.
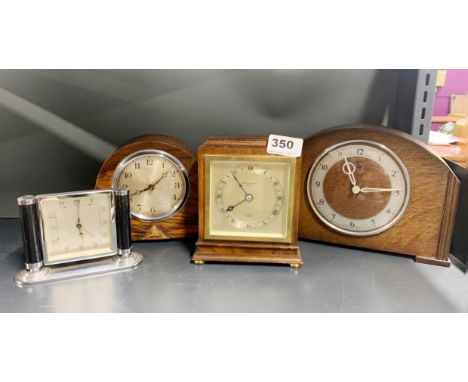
0, 70, 398, 217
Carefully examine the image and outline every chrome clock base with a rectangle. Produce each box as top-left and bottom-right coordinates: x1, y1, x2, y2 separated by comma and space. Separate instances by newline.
15, 252, 143, 286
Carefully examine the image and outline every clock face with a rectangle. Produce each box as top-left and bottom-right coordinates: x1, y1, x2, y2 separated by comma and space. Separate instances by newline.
307, 140, 410, 236
113, 150, 189, 221
38, 191, 116, 265
205, 156, 295, 242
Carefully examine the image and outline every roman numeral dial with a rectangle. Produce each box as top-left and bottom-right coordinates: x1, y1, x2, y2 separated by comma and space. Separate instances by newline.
215, 165, 284, 230
206, 157, 294, 242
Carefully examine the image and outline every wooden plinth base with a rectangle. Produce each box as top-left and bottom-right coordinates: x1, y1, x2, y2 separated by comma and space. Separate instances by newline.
192, 241, 303, 267
415, 256, 451, 267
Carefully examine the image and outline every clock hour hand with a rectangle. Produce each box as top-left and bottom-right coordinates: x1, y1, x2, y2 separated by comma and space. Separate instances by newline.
225, 192, 253, 212
231, 172, 248, 195
75, 200, 84, 240
342, 156, 357, 187
360, 187, 403, 193
76, 220, 84, 240
225, 199, 247, 212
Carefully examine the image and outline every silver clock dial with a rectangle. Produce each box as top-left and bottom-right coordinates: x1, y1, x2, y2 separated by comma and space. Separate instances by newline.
113, 150, 189, 222
307, 140, 410, 236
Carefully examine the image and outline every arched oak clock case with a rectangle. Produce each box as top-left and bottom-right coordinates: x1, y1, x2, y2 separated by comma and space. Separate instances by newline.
299, 124, 459, 267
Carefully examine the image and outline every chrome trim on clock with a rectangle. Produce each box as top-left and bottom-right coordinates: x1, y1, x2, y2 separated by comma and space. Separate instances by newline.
17, 195, 36, 206
114, 187, 129, 196
25, 261, 43, 271
306, 139, 411, 237
15, 251, 143, 286
112, 149, 190, 222
118, 247, 132, 256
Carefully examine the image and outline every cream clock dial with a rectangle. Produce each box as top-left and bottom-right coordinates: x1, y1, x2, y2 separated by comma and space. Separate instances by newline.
307, 140, 410, 236
206, 157, 293, 242
215, 165, 284, 229
113, 150, 189, 222
38, 192, 116, 264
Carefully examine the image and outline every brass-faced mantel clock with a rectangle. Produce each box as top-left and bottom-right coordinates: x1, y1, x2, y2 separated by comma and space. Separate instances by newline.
192, 136, 303, 267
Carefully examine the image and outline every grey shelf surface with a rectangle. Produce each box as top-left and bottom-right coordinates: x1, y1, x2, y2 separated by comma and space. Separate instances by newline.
0, 218, 467, 312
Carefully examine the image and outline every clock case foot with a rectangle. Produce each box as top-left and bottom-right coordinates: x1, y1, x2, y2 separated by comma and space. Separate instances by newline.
192, 241, 303, 267
15, 251, 143, 286
415, 256, 450, 267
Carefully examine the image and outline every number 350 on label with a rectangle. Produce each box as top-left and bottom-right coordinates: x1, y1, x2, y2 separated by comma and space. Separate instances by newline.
267, 134, 303, 157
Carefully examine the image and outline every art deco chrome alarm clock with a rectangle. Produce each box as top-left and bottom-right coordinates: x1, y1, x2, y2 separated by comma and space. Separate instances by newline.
192, 136, 303, 267
96, 135, 198, 241
299, 124, 460, 267
15, 188, 142, 285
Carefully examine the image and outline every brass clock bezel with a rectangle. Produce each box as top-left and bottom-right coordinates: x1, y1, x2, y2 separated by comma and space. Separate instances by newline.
306, 139, 411, 237
203, 154, 297, 243
36, 189, 118, 266
112, 149, 190, 222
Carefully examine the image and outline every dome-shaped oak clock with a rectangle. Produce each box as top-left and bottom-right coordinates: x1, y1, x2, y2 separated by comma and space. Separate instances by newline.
299, 124, 460, 267
96, 135, 198, 241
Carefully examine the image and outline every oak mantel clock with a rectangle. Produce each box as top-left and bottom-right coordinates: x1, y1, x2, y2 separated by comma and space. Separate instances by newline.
192, 136, 303, 267
299, 124, 460, 267
96, 134, 198, 241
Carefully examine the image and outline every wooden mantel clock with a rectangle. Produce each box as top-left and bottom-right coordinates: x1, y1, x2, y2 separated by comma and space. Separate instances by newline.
96, 135, 198, 241
299, 124, 459, 267
192, 136, 303, 267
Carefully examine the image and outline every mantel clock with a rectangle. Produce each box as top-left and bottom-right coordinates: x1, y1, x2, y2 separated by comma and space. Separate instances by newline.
96, 134, 198, 241
299, 124, 459, 267
192, 136, 303, 267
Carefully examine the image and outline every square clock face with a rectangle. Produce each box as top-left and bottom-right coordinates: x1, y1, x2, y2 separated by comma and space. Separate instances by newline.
37, 190, 117, 265
205, 155, 296, 242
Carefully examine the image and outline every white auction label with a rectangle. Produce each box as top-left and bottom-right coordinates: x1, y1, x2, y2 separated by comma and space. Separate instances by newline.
267, 134, 303, 157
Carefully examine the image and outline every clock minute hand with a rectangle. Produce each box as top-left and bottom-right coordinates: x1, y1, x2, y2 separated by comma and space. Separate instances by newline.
81, 226, 95, 238
231, 172, 248, 195
149, 170, 170, 189
130, 171, 170, 197
360, 187, 403, 193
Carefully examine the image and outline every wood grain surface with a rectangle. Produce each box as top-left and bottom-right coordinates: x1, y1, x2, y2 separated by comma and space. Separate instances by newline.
95, 134, 198, 241
299, 124, 460, 267
193, 136, 303, 266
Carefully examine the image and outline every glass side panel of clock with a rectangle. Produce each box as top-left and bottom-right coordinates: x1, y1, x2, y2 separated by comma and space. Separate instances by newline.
208, 159, 291, 240
38, 192, 114, 264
